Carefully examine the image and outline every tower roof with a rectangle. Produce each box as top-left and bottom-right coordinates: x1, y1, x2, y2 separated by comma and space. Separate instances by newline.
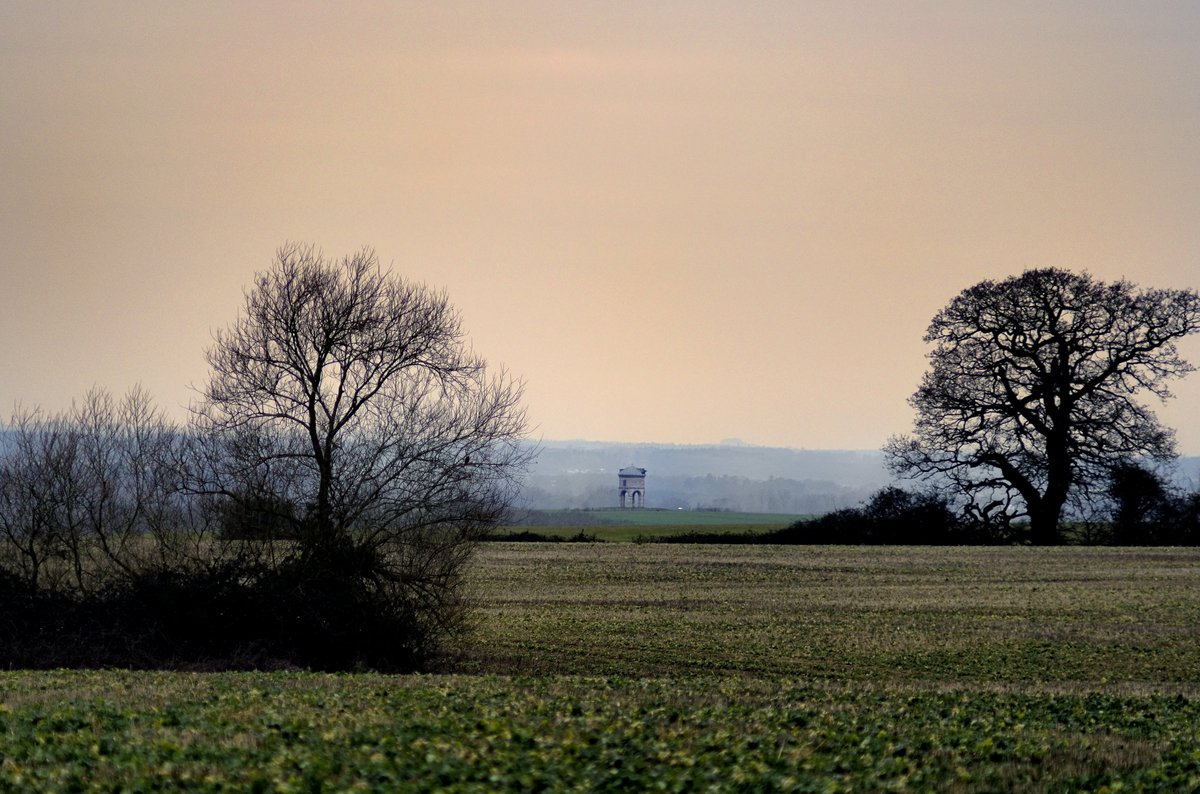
618, 466, 646, 476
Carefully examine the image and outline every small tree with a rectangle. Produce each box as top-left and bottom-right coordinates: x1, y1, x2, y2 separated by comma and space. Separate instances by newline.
0, 388, 186, 594
192, 244, 531, 647
778, 487, 963, 545
886, 269, 1200, 544
0, 408, 78, 593
1107, 461, 1169, 544
1107, 462, 1200, 546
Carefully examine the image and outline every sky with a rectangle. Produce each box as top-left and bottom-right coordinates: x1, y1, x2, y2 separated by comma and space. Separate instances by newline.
3, 1, 1200, 453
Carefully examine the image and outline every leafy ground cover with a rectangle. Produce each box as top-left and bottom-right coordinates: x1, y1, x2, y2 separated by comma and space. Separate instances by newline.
2, 545, 1200, 790
1, 671, 1198, 791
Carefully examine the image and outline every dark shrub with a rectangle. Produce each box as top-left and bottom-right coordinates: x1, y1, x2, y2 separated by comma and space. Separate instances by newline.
219, 489, 305, 541
1108, 462, 1200, 546
0, 560, 429, 672
768, 487, 967, 545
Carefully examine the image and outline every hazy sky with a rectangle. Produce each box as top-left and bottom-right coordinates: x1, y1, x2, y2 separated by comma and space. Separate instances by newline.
3, 1, 1200, 452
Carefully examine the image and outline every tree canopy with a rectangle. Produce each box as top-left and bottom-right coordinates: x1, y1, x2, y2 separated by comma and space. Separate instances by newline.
885, 268, 1200, 544
193, 244, 531, 578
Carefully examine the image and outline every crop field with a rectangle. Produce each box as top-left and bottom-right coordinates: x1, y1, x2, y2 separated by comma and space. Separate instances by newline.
460, 545, 1200, 683
2, 544, 1200, 791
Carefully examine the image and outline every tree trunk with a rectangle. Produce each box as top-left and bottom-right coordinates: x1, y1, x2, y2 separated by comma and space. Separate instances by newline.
1034, 423, 1072, 545
1026, 501, 1062, 545
1028, 463, 1070, 545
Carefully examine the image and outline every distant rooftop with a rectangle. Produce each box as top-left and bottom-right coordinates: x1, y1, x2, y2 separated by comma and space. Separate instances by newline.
618, 466, 646, 476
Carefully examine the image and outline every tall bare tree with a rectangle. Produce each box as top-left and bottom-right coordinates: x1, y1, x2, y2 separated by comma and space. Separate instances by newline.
192, 244, 530, 623
885, 268, 1200, 544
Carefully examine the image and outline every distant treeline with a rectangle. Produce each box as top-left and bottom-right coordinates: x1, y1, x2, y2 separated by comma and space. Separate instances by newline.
518, 442, 1200, 521
495, 475, 1200, 546
652, 479, 1200, 546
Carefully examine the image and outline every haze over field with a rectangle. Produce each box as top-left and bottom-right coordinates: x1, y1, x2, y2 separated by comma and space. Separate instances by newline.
520, 440, 1200, 513
3, 2, 1200, 452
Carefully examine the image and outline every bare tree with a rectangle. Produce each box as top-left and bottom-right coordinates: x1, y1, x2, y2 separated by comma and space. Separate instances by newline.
0, 246, 527, 668
885, 269, 1200, 544
192, 244, 531, 630
0, 407, 78, 592
0, 387, 189, 593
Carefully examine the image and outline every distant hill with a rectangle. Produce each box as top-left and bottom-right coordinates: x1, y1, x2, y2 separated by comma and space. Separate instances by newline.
526, 440, 890, 484
1173, 456, 1200, 488
517, 440, 1200, 515
517, 441, 892, 513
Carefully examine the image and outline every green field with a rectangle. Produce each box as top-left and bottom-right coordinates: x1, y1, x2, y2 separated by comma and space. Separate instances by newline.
503, 508, 803, 541
3, 544, 1200, 791
552, 509, 804, 527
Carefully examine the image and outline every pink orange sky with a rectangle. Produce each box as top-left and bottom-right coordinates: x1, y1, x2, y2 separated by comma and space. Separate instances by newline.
3, 2, 1200, 452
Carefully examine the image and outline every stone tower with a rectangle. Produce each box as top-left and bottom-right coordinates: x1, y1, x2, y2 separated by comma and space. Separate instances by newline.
618, 466, 646, 509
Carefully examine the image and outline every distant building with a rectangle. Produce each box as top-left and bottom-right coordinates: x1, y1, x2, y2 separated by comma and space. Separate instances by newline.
618, 466, 646, 509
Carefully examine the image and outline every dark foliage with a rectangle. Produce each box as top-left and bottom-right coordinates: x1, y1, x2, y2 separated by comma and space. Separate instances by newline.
218, 489, 304, 541
645, 488, 1000, 545
0, 561, 429, 671
1107, 462, 1200, 546
770, 487, 975, 545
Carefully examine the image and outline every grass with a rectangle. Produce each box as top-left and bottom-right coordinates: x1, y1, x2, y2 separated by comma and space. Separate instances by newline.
496, 523, 783, 542
575, 509, 805, 527
502, 508, 804, 541
4, 544, 1200, 790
